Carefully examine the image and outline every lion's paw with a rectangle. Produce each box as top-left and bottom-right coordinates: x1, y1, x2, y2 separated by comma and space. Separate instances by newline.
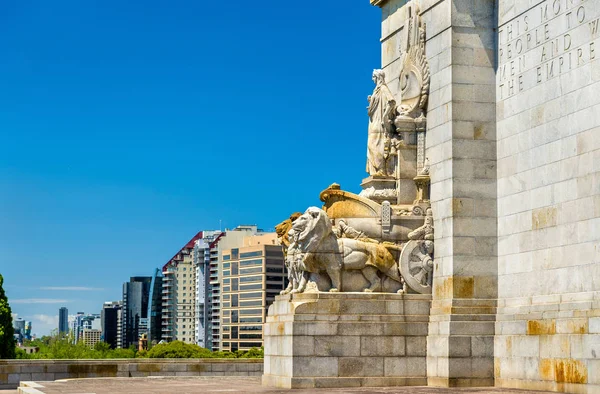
329, 288, 339, 293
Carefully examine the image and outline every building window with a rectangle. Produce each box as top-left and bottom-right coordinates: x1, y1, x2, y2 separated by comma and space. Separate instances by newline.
240, 283, 262, 291
240, 259, 262, 267
240, 309, 262, 316
231, 310, 238, 323
240, 325, 262, 331
240, 251, 263, 259
232, 294, 238, 307
232, 278, 238, 291
240, 300, 262, 307
240, 342, 262, 348
231, 248, 239, 260
231, 262, 238, 275
231, 326, 238, 339
240, 317, 262, 323
224, 255, 231, 261
240, 292, 262, 299
240, 333, 262, 339
240, 276, 261, 283
240, 266, 262, 274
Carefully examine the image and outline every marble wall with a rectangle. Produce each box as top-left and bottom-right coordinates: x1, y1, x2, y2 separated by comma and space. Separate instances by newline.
495, 0, 600, 391
374, 0, 600, 391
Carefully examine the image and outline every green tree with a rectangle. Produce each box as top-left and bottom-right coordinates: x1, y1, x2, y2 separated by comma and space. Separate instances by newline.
0, 274, 16, 359
143, 341, 214, 358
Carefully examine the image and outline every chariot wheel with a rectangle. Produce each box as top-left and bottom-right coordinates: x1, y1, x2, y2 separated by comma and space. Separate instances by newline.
398, 240, 433, 294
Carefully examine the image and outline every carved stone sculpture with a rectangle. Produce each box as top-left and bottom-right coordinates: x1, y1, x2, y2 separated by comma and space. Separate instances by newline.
395, 2, 429, 122
366, 70, 398, 177
285, 207, 405, 294
400, 208, 435, 294
275, 213, 302, 296
275, 212, 302, 254
276, 2, 434, 296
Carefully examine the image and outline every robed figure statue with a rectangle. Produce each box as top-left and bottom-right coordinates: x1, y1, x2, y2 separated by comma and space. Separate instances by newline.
366, 69, 397, 177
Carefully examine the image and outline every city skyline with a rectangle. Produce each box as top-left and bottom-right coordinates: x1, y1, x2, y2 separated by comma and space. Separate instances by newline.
0, 1, 380, 336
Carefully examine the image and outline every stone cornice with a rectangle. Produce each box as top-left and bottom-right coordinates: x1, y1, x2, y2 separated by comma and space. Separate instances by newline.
370, 0, 389, 7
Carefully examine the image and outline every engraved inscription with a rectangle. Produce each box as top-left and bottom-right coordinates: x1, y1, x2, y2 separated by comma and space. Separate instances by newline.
497, 0, 599, 100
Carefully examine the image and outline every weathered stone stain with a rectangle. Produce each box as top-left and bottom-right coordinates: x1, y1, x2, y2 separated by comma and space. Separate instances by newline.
136, 363, 162, 373
554, 359, 587, 384
494, 358, 501, 378
67, 363, 118, 378
434, 277, 453, 299
453, 276, 474, 298
474, 124, 485, 139
567, 320, 588, 334
540, 359, 555, 381
527, 320, 556, 335
539, 358, 587, 384
532, 207, 557, 230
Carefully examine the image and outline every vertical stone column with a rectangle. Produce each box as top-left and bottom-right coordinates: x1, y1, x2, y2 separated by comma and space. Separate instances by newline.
427, 0, 498, 387
372, 0, 498, 387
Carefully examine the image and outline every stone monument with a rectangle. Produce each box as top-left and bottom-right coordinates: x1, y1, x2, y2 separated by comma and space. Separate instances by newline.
263, 0, 600, 392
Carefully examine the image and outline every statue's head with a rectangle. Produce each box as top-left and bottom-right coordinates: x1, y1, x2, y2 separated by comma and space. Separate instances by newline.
291, 207, 333, 252
275, 212, 303, 243
372, 69, 386, 85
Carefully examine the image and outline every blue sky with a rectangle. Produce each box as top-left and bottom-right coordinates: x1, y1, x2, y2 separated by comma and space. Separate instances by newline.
0, 1, 382, 336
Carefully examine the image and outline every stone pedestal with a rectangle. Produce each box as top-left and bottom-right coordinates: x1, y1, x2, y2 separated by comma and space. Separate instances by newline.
359, 176, 397, 205
262, 292, 431, 389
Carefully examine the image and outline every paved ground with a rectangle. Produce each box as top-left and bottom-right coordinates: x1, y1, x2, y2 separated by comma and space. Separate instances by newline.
10, 377, 556, 394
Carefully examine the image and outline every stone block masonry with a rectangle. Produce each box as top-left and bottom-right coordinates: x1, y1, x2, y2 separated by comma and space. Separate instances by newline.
262, 293, 431, 389
0, 359, 263, 390
495, 0, 600, 392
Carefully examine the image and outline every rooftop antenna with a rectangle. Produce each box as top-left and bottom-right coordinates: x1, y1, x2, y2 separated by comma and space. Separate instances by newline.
219, 219, 222, 232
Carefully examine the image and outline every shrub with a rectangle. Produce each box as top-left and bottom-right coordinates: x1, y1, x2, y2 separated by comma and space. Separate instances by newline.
143, 341, 213, 359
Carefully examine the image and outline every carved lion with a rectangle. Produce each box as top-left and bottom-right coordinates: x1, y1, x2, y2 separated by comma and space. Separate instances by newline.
286, 207, 405, 293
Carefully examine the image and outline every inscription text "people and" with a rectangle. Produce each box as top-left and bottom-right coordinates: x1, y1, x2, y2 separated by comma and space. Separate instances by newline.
497, 0, 600, 100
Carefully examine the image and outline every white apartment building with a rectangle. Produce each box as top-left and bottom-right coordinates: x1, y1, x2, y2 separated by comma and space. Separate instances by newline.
193, 232, 221, 348
161, 232, 205, 344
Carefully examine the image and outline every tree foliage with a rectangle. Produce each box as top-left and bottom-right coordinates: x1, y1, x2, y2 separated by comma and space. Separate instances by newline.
15, 337, 263, 360
0, 274, 16, 359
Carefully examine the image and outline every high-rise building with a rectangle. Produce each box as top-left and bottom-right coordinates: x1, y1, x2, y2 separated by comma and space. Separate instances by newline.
192, 232, 222, 348
121, 277, 152, 349
71, 313, 100, 343
162, 226, 267, 349
24, 321, 32, 340
221, 236, 285, 352
147, 268, 163, 345
58, 307, 69, 335
82, 329, 102, 348
13, 318, 26, 343
101, 301, 122, 349
205, 226, 261, 351
13, 318, 25, 334
162, 232, 208, 344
